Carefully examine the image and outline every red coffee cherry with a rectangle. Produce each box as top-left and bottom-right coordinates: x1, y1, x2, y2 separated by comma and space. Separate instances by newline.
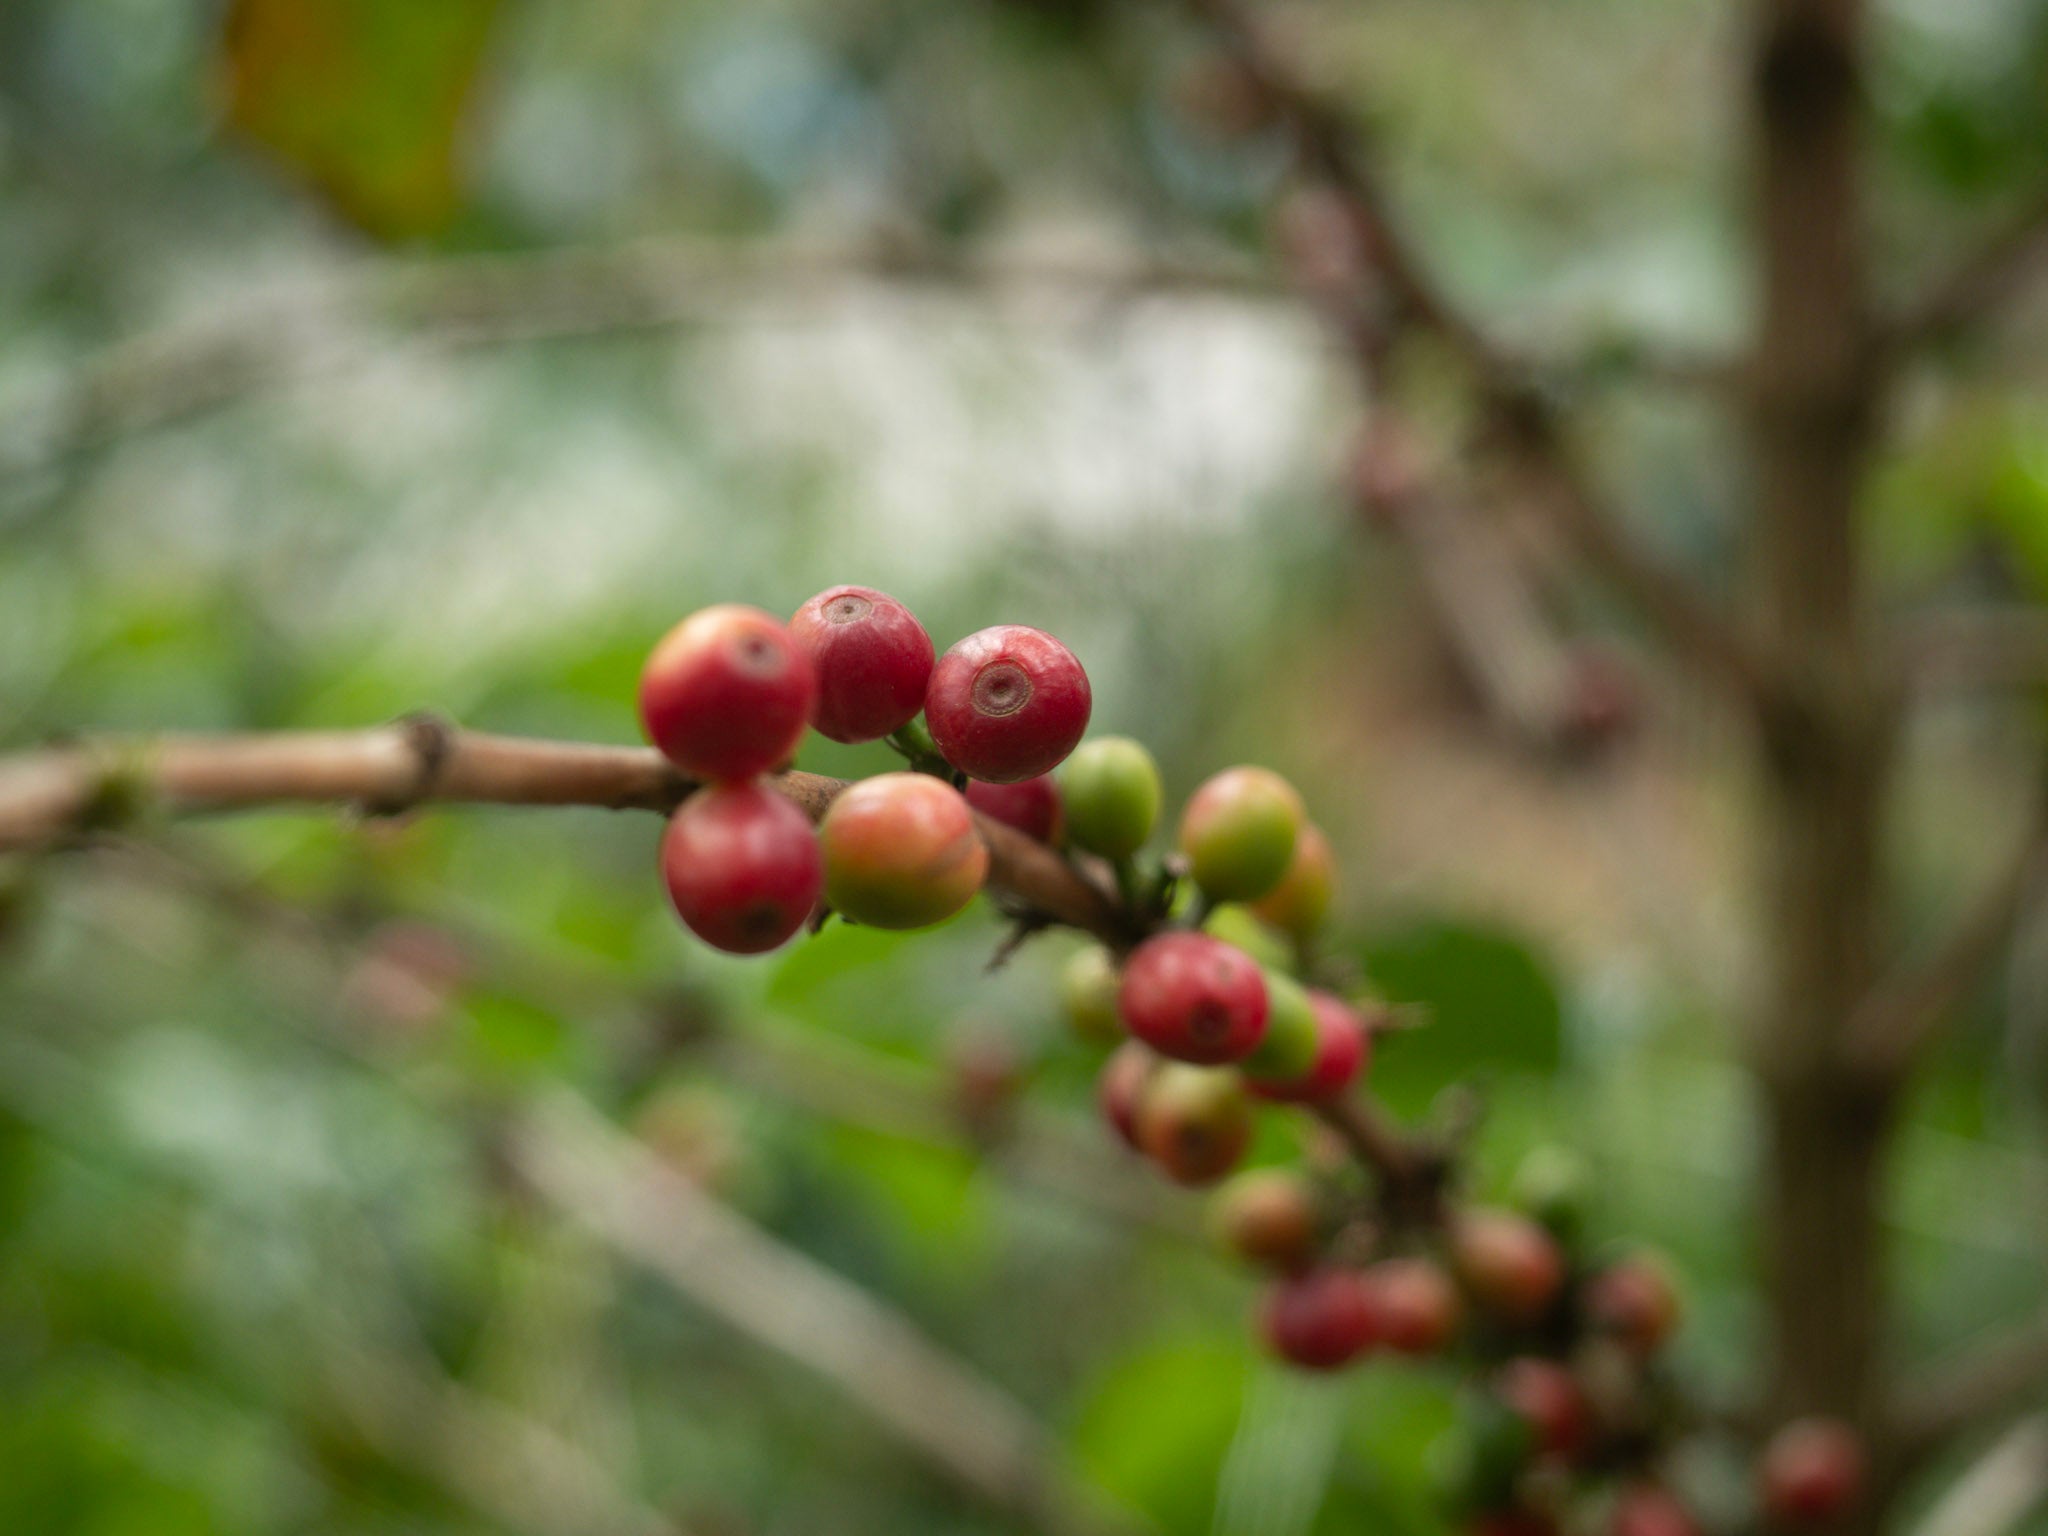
659, 782, 823, 954
1211, 1168, 1322, 1273
1250, 989, 1370, 1103
1759, 1418, 1866, 1526
1450, 1209, 1565, 1327
1134, 1063, 1253, 1185
1495, 1358, 1589, 1461
1585, 1253, 1681, 1356
1362, 1257, 1463, 1356
817, 773, 988, 929
1248, 822, 1338, 940
1609, 1485, 1700, 1536
639, 605, 817, 780
788, 585, 935, 745
1118, 932, 1270, 1065
1098, 1041, 1158, 1151
924, 625, 1092, 783
964, 775, 1064, 844
1261, 1267, 1378, 1370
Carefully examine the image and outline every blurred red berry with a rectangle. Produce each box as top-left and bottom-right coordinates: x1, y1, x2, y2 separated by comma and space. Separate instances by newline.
1609, 1485, 1700, 1536
1262, 1267, 1378, 1370
965, 774, 1064, 844
1363, 1256, 1463, 1356
1759, 1418, 1866, 1526
1135, 1063, 1254, 1185
1450, 1209, 1565, 1327
1496, 1358, 1590, 1460
1098, 1041, 1157, 1151
1118, 931, 1270, 1065
788, 585, 935, 744
1585, 1253, 1682, 1357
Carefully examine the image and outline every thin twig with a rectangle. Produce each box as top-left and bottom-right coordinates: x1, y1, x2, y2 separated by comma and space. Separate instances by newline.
0, 721, 1136, 947
1896, 1315, 2048, 1462
509, 1089, 1156, 1536
1847, 784, 2048, 1081
1886, 190, 2048, 355
1166, 0, 1764, 702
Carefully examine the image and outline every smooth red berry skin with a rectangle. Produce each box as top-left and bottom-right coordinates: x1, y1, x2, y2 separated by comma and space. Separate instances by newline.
1363, 1257, 1463, 1356
1495, 1358, 1590, 1460
1211, 1168, 1322, 1273
1262, 1268, 1378, 1370
1135, 1064, 1253, 1185
1098, 1042, 1157, 1150
1610, 1486, 1701, 1536
1250, 990, 1370, 1102
1118, 932, 1270, 1065
639, 605, 817, 780
818, 773, 988, 929
924, 625, 1092, 783
788, 586, 935, 744
1759, 1418, 1866, 1526
660, 782, 823, 954
1585, 1254, 1682, 1356
1450, 1209, 1566, 1327
965, 775, 1064, 844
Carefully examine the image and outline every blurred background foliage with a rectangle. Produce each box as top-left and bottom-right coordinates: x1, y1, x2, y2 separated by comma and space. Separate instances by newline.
2, 0, 2048, 1532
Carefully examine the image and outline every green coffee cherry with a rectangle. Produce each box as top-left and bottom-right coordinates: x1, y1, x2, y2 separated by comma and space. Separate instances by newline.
1060, 736, 1162, 860
1059, 946, 1125, 1045
1241, 968, 1320, 1082
1178, 766, 1303, 902
1202, 903, 1294, 972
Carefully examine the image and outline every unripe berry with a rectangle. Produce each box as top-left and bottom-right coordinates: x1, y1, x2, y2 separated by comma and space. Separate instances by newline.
1134, 1063, 1253, 1185
1179, 766, 1304, 902
965, 775, 1064, 844
1450, 1209, 1565, 1328
1249, 822, 1337, 940
1061, 946, 1125, 1045
1118, 932, 1269, 1065
1261, 1267, 1377, 1370
788, 585, 935, 744
1759, 1418, 1866, 1527
1098, 1041, 1158, 1151
1495, 1358, 1589, 1461
1202, 903, 1294, 972
639, 605, 817, 780
1211, 1168, 1321, 1273
1584, 1253, 1681, 1357
1609, 1485, 1700, 1536
946, 1023, 1027, 1135
660, 782, 823, 954
818, 773, 988, 930
1241, 969, 1322, 1084
1249, 989, 1370, 1103
1362, 1256, 1462, 1356
1060, 736, 1163, 859
925, 625, 1091, 783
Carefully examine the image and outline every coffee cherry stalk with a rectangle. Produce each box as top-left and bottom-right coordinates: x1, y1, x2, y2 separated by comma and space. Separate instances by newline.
633, 590, 1847, 1536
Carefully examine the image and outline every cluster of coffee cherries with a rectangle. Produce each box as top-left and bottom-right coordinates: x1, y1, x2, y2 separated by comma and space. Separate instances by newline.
1205, 1156, 1866, 1536
634, 592, 1864, 1536
637, 588, 1090, 951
